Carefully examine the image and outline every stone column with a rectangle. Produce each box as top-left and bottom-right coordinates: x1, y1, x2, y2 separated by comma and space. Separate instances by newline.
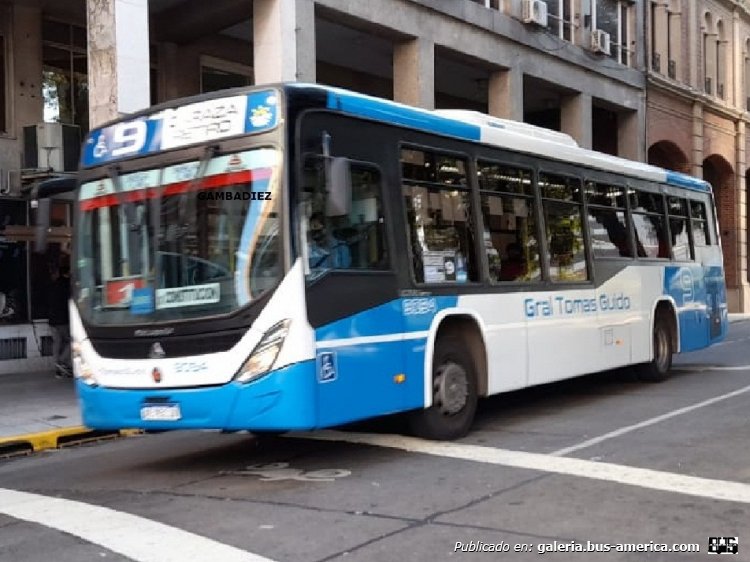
560, 92, 592, 149
618, 103, 645, 162
692, 102, 703, 177
488, 67, 522, 122
733, 9, 741, 108
253, 0, 316, 84
87, 0, 151, 128
688, 0, 699, 89
12, 3, 43, 132
393, 37, 434, 109
735, 120, 750, 311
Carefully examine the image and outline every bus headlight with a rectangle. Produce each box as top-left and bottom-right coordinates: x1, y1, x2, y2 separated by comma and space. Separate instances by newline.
235, 320, 291, 383
72, 342, 97, 386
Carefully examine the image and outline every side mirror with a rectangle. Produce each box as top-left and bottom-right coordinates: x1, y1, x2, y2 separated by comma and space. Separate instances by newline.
325, 157, 352, 217
34, 198, 51, 253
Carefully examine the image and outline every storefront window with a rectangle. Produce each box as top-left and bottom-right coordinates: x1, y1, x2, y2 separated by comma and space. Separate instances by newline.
43, 20, 88, 132
0, 200, 28, 324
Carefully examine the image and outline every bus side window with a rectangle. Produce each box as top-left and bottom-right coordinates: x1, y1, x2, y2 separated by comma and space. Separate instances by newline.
689, 200, 712, 253
667, 196, 690, 261
631, 189, 669, 259
477, 161, 541, 283
302, 157, 388, 277
584, 182, 633, 259
539, 172, 588, 282
401, 148, 477, 284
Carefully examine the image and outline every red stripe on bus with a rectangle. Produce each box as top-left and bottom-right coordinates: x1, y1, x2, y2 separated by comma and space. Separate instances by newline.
79, 168, 273, 211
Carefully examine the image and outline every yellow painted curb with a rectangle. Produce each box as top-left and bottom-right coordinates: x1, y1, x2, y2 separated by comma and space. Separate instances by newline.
0, 426, 141, 455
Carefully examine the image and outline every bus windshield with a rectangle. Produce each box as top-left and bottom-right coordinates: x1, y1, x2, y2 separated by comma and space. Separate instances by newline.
76, 147, 282, 325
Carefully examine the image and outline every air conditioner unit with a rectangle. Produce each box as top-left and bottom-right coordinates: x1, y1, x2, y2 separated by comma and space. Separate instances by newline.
23, 123, 81, 173
522, 0, 548, 26
591, 29, 611, 55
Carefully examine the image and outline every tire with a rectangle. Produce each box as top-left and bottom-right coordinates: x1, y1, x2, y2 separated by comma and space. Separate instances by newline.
636, 315, 674, 382
408, 335, 479, 440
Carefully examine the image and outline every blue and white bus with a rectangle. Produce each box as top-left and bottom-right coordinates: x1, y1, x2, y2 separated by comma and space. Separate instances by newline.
65, 83, 727, 440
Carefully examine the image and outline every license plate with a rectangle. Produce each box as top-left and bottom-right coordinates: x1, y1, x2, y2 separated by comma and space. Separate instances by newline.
140, 404, 181, 421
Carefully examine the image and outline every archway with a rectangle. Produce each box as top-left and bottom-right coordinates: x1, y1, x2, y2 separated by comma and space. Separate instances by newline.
648, 140, 690, 173
703, 154, 736, 287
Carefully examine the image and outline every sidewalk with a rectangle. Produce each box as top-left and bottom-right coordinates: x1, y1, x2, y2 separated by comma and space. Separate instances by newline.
1, 314, 748, 457
0, 370, 132, 457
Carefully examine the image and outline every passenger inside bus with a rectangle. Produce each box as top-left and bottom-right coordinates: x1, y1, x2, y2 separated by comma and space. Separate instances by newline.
499, 242, 526, 281
308, 212, 352, 270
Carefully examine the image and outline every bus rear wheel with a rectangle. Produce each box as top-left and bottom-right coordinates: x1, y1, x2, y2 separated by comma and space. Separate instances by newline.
408, 336, 478, 440
636, 316, 673, 382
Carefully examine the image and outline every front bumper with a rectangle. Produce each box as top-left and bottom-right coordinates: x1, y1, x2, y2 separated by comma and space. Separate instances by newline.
77, 360, 317, 431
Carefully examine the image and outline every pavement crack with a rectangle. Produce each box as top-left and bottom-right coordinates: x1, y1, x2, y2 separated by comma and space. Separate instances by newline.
146, 489, 422, 524
311, 473, 551, 562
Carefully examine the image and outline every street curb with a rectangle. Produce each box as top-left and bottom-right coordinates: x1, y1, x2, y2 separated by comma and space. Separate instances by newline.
0, 426, 142, 458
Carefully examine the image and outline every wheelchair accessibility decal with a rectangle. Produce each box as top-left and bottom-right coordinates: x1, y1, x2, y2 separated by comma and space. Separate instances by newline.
317, 351, 337, 383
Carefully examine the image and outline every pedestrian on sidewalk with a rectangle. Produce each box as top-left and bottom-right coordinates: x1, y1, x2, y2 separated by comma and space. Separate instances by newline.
49, 258, 72, 378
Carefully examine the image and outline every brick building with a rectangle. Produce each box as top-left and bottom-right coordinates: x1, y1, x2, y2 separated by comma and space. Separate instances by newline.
646, 0, 750, 312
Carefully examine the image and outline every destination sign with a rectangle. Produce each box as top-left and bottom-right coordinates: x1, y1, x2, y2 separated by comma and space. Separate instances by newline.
81, 90, 279, 168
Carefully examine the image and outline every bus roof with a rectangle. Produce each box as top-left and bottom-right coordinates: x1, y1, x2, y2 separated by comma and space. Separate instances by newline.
298, 83, 712, 194
81, 82, 712, 195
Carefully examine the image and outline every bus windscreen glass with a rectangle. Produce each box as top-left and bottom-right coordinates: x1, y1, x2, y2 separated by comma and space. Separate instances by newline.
76, 148, 281, 325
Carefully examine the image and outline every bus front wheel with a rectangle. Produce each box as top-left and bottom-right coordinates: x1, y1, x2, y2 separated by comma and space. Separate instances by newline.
408, 336, 478, 440
636, 316, 674, 382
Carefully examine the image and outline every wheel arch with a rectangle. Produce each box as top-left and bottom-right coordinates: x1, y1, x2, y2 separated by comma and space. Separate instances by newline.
650, 297, 680, 355
423, 309, 489, 408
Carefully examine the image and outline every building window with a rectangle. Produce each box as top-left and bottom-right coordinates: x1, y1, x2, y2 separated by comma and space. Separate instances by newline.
716, 20, 727, 100
650, 0, 680, 77
200, 56, 253, 94
703, 13, 716, 96
544, 0, 576, 42
744, 39, 750, 111
596, 0, 633, 66
667, 0, 681, 80
42, 20, 88, 132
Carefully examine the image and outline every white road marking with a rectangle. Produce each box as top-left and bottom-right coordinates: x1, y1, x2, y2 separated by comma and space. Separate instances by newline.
0, 488, 275, 562
551, 382, 750, 456
676, 364, 750, 371
292, 431, 750, 505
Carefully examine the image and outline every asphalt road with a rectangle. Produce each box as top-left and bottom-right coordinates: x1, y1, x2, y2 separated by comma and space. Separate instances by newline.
1, 322, 749, 562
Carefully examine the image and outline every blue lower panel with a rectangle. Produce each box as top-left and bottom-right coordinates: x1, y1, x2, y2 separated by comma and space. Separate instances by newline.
664, 265, 728, 352
315, 339, 426, 427
77, 360, 318, 431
